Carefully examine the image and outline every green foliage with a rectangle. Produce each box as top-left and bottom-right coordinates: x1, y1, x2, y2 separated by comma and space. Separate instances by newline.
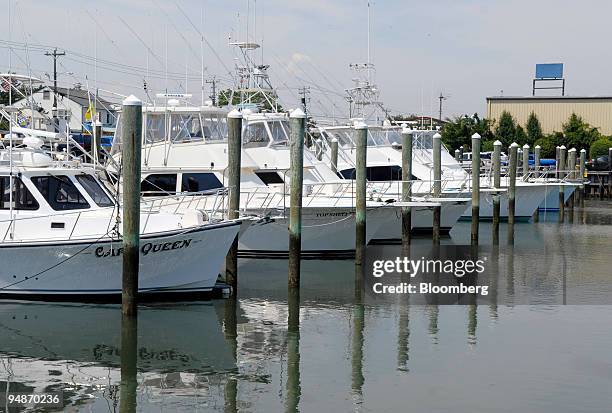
561, 113, 600, 151
481, 140, 495, 152
494, 111, 517, 147
515, 125, 528, 146
534, 134, 559, 158
589, 137, 612, 159
217, 88, 283, 112
525, 112, 543, 145
441, 114, 493, 151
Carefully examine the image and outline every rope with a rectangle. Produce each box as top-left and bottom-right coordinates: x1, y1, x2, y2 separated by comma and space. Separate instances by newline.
301, 212, 355, 228
0, 230, 117, 291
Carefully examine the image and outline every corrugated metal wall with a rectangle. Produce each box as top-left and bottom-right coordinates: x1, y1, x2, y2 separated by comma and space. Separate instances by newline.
486, 98, 612, 135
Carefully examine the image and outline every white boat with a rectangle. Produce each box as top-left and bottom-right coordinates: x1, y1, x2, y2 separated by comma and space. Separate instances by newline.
109, 103, 390, 256
314, 126, 558, 221
0, 145, 241, 299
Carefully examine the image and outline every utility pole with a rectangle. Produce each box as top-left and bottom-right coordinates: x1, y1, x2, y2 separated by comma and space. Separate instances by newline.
298, 86, 310, 116
45, 48, 66, 131
438, 92, 448, 122
206, 76, 217, 106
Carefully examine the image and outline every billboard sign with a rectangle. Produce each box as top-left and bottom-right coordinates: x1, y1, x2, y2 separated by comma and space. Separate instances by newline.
535, 63, 563, 79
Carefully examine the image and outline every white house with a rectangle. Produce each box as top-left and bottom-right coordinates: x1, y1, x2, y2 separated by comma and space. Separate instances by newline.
12, 85, 117, 133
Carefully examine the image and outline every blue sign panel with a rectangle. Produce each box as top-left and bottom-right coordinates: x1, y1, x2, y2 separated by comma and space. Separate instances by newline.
536, 63, 563, 79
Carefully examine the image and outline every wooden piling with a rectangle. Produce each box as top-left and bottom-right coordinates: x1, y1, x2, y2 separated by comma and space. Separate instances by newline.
522, 144, 530, 181
330, 137, 339, 175
533, 145, 541, 222
401, 128, 413, 246
568, 148, 576, 213
508, 143, 519, 245
555, 146, 560, 179
121, 95, 142, 317
355, 121, 368, 266
608, 148, 612, 199
94, 120, 103, 164
120, 314, 138, 413
559, 145, 566, 218
492, 140, 502, 243
454, 148, 460, 163
471, 133, 481, 246
579, 149, 586, 208
432, 132, 442, 245
225, 109, 243, 291
288, 109, 306, 289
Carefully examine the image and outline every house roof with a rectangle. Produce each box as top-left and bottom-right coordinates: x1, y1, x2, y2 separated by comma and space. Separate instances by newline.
53, 86, 115, 110
487, 95, 612, 101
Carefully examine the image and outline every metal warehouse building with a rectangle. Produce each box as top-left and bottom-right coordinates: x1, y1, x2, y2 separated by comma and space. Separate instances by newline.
486, 96, 612, 135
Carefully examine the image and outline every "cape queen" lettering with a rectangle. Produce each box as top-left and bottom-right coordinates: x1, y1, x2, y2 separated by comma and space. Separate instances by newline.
95, 238, 193, 258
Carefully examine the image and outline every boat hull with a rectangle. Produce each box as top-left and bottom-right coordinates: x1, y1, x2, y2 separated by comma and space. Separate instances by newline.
0, 221, 241, 298
459, 184, 547, 221
370, 201, 469, 242
237, 206, 388, 258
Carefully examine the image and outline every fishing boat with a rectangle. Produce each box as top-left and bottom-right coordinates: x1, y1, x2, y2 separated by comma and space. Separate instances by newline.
108, 101, 391, 257
0, 136, 242, 299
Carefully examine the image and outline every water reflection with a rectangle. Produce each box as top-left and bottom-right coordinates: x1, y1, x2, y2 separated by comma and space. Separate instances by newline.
286, 288, 301, 413
120, 314, 137, 413
0, 201, 610, 411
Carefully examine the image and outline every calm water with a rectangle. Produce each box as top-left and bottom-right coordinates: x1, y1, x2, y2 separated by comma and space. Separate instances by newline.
1, 201, 612, 412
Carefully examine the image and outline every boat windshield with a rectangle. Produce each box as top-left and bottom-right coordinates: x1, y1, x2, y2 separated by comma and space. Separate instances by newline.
269, 121, 289, 145
76, 174, 114, 207
413, 131, 434, 149
243, 122, 269, 147
322, 130, 354, 148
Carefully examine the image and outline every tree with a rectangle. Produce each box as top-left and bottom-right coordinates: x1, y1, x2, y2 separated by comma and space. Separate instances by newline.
525, 112, 543, 145
589, 137, 612, 159
561, 113, 600, 151
494, 111, 517, 147
515, 125, 528, 146
217, 88, 283, 112
534, 132, 564, 159
441, 114, 493, 151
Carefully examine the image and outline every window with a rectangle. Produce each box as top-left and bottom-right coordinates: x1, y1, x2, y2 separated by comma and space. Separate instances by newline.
243, 122, 269, 147
31, 175, 90, 210
338, 166, 416, 181
268, 121, 289, 145
43, 90, 50, 100
0, 177, 39, 210
76, 174, 114, 207
181, 173, 223, 192
255, 171, 284, 185
141, 174, 177, 196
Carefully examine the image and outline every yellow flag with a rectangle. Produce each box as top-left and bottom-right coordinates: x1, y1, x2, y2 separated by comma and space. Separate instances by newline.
85, 102, 95, 122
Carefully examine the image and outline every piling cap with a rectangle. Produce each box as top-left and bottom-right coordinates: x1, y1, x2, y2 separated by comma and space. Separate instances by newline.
523, 144, 530, 149
401, 126, 413, 135
228, 109, 242, 119
433, 132, 442, 140
331, 137, 338, 143
455, 148, 460, 153
535, 145, 541, 149
493, 140, 502, 146
568, 147, 576, 152
510, 142, 519, 148
290, 108, 306, 118
560, 145, 566, 150
122, 95, 142, 106
353, 120, 368, 130
471, 133, 481, 139
580, 148, 586, 153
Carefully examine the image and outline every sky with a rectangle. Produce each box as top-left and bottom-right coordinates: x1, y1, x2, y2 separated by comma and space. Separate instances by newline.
1, 0, 611, 121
